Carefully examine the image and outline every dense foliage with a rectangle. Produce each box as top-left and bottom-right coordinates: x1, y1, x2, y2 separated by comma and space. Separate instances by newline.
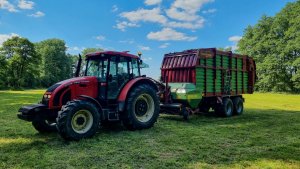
35, 39, 74, 87
238, 1, 300, 92
0, 37, 75, 89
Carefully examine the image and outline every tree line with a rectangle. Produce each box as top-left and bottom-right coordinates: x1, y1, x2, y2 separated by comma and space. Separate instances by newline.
238, 1, 300, 93
0, 37, 101, 89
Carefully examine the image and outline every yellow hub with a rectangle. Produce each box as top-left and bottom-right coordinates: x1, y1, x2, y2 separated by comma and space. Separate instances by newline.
71, 110, 93, 134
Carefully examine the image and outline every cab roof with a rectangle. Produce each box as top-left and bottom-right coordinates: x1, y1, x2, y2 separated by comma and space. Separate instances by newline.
85, 51, 140, 59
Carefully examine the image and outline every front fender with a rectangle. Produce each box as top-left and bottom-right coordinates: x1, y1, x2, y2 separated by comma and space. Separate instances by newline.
117, 77, 158, 112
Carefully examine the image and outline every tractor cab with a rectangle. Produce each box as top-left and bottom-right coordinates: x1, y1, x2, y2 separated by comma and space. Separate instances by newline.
84, 51, 142, 101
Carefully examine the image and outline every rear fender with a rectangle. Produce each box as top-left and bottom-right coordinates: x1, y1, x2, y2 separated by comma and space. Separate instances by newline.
117, 77, 158, 112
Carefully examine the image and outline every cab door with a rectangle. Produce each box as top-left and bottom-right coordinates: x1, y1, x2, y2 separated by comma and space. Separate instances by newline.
107, 56, 131, 100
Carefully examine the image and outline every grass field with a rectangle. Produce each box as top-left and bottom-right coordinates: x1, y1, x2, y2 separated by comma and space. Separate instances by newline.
0, 90, 299, 169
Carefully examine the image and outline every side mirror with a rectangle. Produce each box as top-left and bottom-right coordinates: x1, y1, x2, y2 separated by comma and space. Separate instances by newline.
139, 60, 143, 64
108, 74, 113, 82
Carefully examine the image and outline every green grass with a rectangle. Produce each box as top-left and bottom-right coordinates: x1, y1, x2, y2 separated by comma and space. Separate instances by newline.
0, 90, 299, 169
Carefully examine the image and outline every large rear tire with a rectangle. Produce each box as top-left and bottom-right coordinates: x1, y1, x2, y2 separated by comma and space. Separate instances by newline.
215, 98, 233, 117
56, 100, 100, 141
32, 114, 57, 133
232, 97, 244, 115
122, 84, 160, 130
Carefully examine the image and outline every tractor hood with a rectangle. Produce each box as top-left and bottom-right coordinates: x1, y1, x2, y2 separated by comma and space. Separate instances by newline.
44, 76, 99, 108
46, 76, 98, 92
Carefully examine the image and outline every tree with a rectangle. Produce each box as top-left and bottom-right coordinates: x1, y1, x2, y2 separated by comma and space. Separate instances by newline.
238, 1, 300, 92
0, 36, 39, 88
36, 39, 73, 86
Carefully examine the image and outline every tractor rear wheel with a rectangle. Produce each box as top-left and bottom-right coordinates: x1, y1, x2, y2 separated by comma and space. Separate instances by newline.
32, 114, 57, 133
122, 84, 160, 130
232, 97, 244, 115
215, 97, 233, 117
56, 100, 100, 141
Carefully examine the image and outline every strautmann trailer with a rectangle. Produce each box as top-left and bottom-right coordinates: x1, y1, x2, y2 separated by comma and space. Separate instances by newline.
160, 48, 256, 119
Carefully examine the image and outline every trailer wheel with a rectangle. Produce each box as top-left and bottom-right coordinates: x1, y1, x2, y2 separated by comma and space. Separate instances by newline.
232, 97, 244, 115
215, 98, 233, 117
122, 84, 160, 130
32, 114, 57, 133
56, 100, 100, 141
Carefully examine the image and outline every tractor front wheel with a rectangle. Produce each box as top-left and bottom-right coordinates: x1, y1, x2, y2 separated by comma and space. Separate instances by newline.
56, 100, 100, 141
122, 84, 160, 130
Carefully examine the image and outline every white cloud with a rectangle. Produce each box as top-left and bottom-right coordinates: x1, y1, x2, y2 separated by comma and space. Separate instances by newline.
114, 21, 140, 31
68, 46, 84, 51
171, 0, 213, 13
159, 43, 170, 48
166, 7, 198, 22
111, 5, 118, 12
28, 11, 45, 17
202, 8, 216, 14
226, 35, 242, 51
119, 39, 135, 44
229, 35, 242, 43
120, 8, 167, 24
147, 28, 197, 41
144, 0, 162, 6
138, 45, 151, 51
166, 0, 213, 21
167, 18, 204, 29
95, 35, 105, 41
0, 33, 19, 46
18, 0, 34, 10
0, 0, 18, 12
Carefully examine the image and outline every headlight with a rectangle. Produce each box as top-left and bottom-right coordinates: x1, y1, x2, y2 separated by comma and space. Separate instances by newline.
176, 88, 186, 94
43, 94, 51, 99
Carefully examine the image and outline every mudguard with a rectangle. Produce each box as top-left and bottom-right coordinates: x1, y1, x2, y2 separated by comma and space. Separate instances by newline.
117, 77, 159, 112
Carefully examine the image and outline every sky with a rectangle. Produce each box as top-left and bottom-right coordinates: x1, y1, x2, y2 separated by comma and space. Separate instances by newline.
0, 0, 296, 79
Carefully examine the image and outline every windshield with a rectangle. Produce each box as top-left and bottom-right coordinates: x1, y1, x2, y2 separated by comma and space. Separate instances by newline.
86, 59, 108, 81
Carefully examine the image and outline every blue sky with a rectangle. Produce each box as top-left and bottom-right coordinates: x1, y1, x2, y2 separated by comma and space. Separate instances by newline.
0, 0, 295, 79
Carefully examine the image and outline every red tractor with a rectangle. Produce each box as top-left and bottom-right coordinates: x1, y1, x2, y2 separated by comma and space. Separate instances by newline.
18, 51, 162, 140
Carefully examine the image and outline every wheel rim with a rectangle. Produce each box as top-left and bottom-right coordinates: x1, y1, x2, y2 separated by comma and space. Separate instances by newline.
71, 110, 93, 134
133, 93, 155, 123
226, 102, 232, 115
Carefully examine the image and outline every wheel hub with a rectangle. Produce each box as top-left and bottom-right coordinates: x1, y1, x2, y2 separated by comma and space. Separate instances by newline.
76, 117, 85, 125
135, 99, 148, 116
133, 94, 155, 123
71, 110, 93, 134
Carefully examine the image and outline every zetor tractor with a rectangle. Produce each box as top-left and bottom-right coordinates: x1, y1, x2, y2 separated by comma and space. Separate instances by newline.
18, 51, 162, 140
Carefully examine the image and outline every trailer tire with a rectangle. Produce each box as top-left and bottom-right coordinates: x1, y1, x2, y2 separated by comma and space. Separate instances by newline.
56, 100, 100, 141
232, 97, 243, 115
122, 84, 160, 130
215, 98, 233, 117
32, 114, 57, 133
